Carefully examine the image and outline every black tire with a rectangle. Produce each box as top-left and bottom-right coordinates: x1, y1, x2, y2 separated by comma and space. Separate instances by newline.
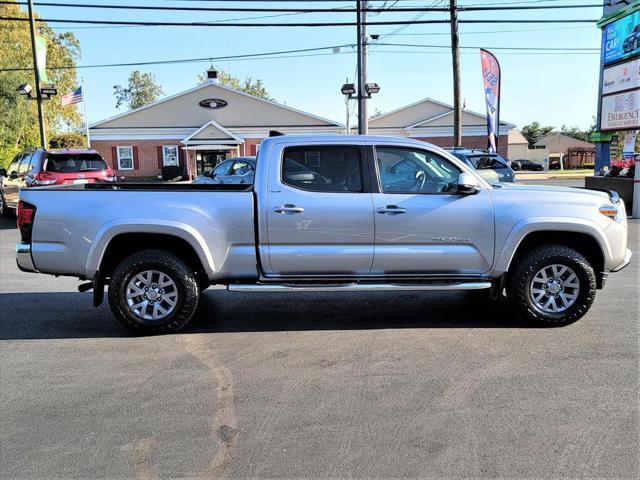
0, 190, 12, 217
108, 249, 200, 334
506, 244, 596, 327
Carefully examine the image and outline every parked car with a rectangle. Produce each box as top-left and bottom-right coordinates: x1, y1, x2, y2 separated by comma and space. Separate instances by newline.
446, 148, 515, 182
623, 24, 640, 53
16, 135, 630, 334
0, 149, 115, 216
511, 159, 544, 171
193, 156, 256, 185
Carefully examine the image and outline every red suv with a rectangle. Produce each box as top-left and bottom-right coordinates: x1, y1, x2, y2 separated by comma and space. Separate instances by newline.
0, 149, 115, 216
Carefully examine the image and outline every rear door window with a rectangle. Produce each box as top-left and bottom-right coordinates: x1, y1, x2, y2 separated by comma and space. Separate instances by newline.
7, 155, 22, 175
45, 153, 107, 173
469, 155, 507, 170
282, 146, 363, 192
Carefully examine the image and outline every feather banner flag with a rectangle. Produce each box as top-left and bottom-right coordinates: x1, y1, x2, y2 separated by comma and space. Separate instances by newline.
480, 49, 501, 154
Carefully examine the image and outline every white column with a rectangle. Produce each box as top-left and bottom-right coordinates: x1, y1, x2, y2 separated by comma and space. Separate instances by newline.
633, 160, 640, 219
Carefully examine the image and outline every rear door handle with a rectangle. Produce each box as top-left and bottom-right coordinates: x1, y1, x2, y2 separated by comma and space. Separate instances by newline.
274, 204, 304, 214
376, 205, 406, 215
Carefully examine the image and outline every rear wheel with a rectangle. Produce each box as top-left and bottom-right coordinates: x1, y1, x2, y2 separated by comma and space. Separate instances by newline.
507, 244, 596, 326
108, 250, 200, 334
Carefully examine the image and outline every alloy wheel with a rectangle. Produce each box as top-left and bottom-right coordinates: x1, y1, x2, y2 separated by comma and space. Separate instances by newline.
528, 264, 580, 313
126, 270, 178, 321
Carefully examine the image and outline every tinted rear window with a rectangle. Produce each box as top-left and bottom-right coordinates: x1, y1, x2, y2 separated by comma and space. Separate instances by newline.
45, 154, 107, 173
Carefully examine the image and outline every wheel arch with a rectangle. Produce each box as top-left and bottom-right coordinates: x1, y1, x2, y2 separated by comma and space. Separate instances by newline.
87, 220, 215, 279
499, 221, 607, 287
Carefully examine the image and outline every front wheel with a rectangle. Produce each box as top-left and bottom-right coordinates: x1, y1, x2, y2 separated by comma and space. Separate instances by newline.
506, 244, 596, 326
0, 191, 12, 217
108, 250, 200, 334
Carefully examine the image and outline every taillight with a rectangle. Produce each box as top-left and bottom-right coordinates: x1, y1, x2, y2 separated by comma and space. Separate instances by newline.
104, 169, 117, 182
33, 171, 57, 185
17, 201, 36, 243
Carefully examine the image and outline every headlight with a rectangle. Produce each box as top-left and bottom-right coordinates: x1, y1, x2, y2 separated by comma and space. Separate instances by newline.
599, 203, 625, 223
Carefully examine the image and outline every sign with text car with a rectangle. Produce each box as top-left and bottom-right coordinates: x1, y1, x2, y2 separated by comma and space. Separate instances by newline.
603, 58, 640, 94
602, 9, 640, 65
600, 89, 640, 130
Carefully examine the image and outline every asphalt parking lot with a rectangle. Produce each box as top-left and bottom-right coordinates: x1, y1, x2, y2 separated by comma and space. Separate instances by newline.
1, 213, 638, 479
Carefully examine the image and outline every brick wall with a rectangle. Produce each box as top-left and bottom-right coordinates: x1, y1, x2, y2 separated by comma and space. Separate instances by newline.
92, 138, 265, 178
92, 140, 182, 178
241, 138, 262, 156
413, 135, 509, 158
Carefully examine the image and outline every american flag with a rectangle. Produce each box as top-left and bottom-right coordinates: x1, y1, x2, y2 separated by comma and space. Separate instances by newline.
60, 86, 83, 106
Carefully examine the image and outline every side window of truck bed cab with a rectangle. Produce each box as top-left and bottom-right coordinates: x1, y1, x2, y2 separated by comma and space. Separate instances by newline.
282, 146, 363, 193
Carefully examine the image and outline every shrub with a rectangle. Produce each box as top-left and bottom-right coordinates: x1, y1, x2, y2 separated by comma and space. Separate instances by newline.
606, 159, 635, 178
49, 132, 87, 149
161, 165, 184, 181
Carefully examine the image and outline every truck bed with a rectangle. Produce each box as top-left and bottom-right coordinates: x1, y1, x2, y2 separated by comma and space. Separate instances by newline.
20, 185, 257, 280
34, 182, 253, 192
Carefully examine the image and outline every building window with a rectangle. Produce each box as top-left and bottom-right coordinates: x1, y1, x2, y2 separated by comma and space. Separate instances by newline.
117, 146, 134, 170
162, 145, 179, 167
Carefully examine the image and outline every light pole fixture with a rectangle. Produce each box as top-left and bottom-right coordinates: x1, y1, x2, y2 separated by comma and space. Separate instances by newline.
365, 82, 380, 96
341, 81, 380, 134
17, 83, 33, 97
341, 83, 356, 96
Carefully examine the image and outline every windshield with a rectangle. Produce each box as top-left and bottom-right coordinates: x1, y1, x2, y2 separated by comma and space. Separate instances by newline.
45, 153, 108, 173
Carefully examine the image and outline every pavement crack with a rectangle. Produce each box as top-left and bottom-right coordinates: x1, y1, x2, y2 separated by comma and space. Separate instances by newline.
179, 334, 239, 480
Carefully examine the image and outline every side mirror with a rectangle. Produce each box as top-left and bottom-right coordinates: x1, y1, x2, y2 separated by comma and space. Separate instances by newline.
457, 172, 481, 195
203, 170, 213, 178
0, 168, 6, 177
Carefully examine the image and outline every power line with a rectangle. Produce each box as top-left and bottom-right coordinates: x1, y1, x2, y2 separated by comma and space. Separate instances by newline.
0, 41, 600, 72
0, 1, 605, 12
0, 16, 599, 27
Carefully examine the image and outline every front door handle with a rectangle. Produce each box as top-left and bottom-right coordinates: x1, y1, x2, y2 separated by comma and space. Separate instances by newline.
376, 205, 406, 215
274, 204, 305, 214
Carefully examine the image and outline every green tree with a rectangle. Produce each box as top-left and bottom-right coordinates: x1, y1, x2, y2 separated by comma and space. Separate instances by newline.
197, 69, 272, 100
113, 71, 163, 110
49, 131, 86, 149
520, 121, 555, 148
559, 119, 596, 143
0, 3, 81, 167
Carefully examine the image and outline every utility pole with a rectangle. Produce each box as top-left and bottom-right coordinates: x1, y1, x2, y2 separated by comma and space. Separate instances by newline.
356, 0, 365, 134
361, 0, 369, 134
27, 0, 46, 148
344, 77, 351, 133
449, 0, 462, 147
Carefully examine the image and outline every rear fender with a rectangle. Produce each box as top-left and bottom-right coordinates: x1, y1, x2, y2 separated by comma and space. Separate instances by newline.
85, 219, 215, 279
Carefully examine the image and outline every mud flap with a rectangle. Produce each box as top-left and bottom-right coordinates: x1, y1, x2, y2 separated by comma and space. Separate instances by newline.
93, 273, 105, 307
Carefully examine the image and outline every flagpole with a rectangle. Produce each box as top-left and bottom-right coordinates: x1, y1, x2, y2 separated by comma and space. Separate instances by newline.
82, 78, 91, 148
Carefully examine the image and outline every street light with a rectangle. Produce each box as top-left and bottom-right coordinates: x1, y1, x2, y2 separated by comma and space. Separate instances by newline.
340, 80, 380, 134
365, 83, 380, 95
17, 83, 33, 96
341, 83, 356, 96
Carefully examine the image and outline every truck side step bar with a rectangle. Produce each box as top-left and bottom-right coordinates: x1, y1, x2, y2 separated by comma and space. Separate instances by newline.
228, 282, 492, 293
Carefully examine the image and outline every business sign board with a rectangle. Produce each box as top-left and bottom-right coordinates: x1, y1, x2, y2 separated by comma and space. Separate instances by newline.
600, 89, 640, 130
602, 9, 640, 65
603, 58, 640, 94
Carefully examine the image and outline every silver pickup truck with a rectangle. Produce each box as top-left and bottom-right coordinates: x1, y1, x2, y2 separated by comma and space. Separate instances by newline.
16, 135, 631, 333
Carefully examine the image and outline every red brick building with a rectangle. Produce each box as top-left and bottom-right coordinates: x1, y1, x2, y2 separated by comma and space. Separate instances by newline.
367, 98, 513, 158
89, 80, 344, 179
90, 84, 514, 180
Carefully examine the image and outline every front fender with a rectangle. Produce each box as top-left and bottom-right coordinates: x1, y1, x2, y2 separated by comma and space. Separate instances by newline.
494, 216, 610, 274
85, 218, 215, 278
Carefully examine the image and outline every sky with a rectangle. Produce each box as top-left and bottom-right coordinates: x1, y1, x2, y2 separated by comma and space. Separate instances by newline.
18, 0, 604, 130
